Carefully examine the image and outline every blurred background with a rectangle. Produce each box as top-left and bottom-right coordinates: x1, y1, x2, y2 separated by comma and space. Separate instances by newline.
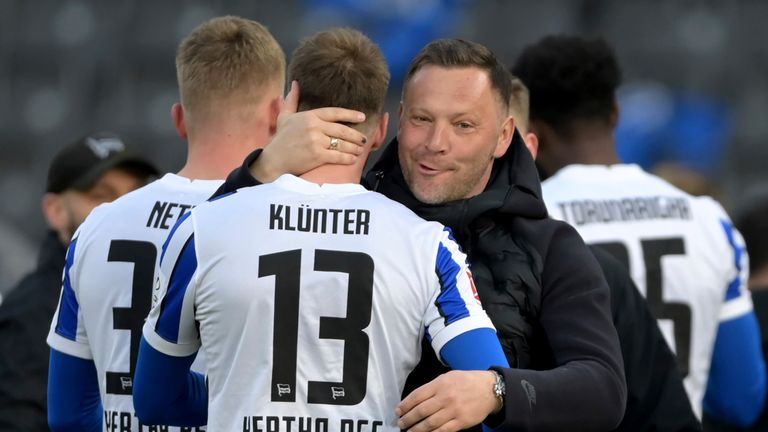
1, 0, 767, 289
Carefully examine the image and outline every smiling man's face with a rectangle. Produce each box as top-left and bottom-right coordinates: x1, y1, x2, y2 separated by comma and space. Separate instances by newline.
398, 65, 511, 204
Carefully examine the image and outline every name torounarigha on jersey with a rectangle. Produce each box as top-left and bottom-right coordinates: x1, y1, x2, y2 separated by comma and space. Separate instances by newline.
543, 164, 752, 418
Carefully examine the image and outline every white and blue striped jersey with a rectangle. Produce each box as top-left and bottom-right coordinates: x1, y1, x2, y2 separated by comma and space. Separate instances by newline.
47, 173, 221, 431
143, 174, 494, 432
542, 164, 753, 417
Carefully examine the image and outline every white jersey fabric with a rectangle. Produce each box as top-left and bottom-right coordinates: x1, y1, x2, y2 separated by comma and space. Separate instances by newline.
542, 164, 751, 416
48, 173, 222, 432
143, 174, 494, 432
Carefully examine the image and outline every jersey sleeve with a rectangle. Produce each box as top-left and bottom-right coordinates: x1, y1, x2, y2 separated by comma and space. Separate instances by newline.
142, 212, 202, 357
47, 232, 94, 360
718, 218, 753, 321
423, 227, 495, 357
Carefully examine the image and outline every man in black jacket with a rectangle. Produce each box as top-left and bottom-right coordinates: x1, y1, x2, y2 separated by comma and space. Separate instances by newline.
216, 39, 626, 431
0, 133, 157, 431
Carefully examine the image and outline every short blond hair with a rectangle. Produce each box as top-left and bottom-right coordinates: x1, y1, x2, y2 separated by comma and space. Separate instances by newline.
289, 28, 389, 118
176, 16, 285, 115
509, 76, 530, 133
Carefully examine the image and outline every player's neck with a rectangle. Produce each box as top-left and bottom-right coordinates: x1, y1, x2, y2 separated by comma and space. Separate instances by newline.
549, 129, 620, 173
299, 164, 365, 185
178, 126, 272, 180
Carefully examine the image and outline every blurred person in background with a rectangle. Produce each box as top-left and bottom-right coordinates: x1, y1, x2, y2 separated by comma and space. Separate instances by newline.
0, 132, 158, 432
0, 220, 36, 303
513, 34, 766, 428
509, 75, 701, 431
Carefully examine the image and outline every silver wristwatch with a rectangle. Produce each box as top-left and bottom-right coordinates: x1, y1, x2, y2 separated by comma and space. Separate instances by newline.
491, 370, 506, 407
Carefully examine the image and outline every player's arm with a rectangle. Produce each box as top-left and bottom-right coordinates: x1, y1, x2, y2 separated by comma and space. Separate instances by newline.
703, 220, 766, 427
133, 338, 207, 426
134, 214, 207, 426
399, 228, 509, 432
704, 313, 766, 427
48, 350, 102, 431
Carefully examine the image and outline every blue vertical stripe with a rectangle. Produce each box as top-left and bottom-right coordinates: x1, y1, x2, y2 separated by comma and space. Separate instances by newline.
55, 237, 80, 340
435, 242, 470, 325
156, 234, 197, 343
721, 219, 744, 301
160, 210, 192, 265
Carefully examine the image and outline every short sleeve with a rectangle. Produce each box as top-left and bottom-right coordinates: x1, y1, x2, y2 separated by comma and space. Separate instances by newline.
423, 227, 495, 356
47, 233, 94, 360
143, 212, 201, 357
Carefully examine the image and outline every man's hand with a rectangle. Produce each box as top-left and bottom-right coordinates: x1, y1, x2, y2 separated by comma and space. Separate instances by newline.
252, 80, 368, 182
397, 370, 501, 432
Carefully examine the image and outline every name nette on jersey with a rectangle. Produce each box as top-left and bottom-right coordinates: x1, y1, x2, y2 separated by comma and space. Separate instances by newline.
269, 203, 370, 235
146, 201, 194, 230
243, 415, 383, 432
555, 195, 691, 226
104, 409, 204, 432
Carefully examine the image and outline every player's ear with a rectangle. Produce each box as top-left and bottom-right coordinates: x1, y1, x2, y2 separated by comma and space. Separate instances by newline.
524, 131, 539, 160
370, 112, 389, 151
172, 103, 188, 139
268, 95, 283, 137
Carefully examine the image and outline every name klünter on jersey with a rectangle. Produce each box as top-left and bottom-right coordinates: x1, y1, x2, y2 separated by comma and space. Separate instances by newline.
269, 204, 370, 235
557, 196, 691, 226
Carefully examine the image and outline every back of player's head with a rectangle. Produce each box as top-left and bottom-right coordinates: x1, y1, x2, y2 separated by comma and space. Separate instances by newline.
176, 16, 286, 115
404, 38, 512, 113
508, 76, 530, 133
289, 28, 390, 123
512, 35, 622, 137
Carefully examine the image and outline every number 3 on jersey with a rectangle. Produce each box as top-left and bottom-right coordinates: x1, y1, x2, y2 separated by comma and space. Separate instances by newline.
259, 249, 374, 406
105, 240, 157, 395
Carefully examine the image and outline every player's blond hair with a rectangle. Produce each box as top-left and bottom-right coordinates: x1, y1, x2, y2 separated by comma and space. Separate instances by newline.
175, 16, 285, 115
509, 76, 530, 133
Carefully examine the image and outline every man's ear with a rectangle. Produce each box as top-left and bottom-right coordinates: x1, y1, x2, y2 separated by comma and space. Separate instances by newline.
370, 112, 390, 151
42, 193, 67, 234
524, 131, 539, 160
268, 95, 283, 136
171, 103, 188, 139
493, 115, 515, 158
